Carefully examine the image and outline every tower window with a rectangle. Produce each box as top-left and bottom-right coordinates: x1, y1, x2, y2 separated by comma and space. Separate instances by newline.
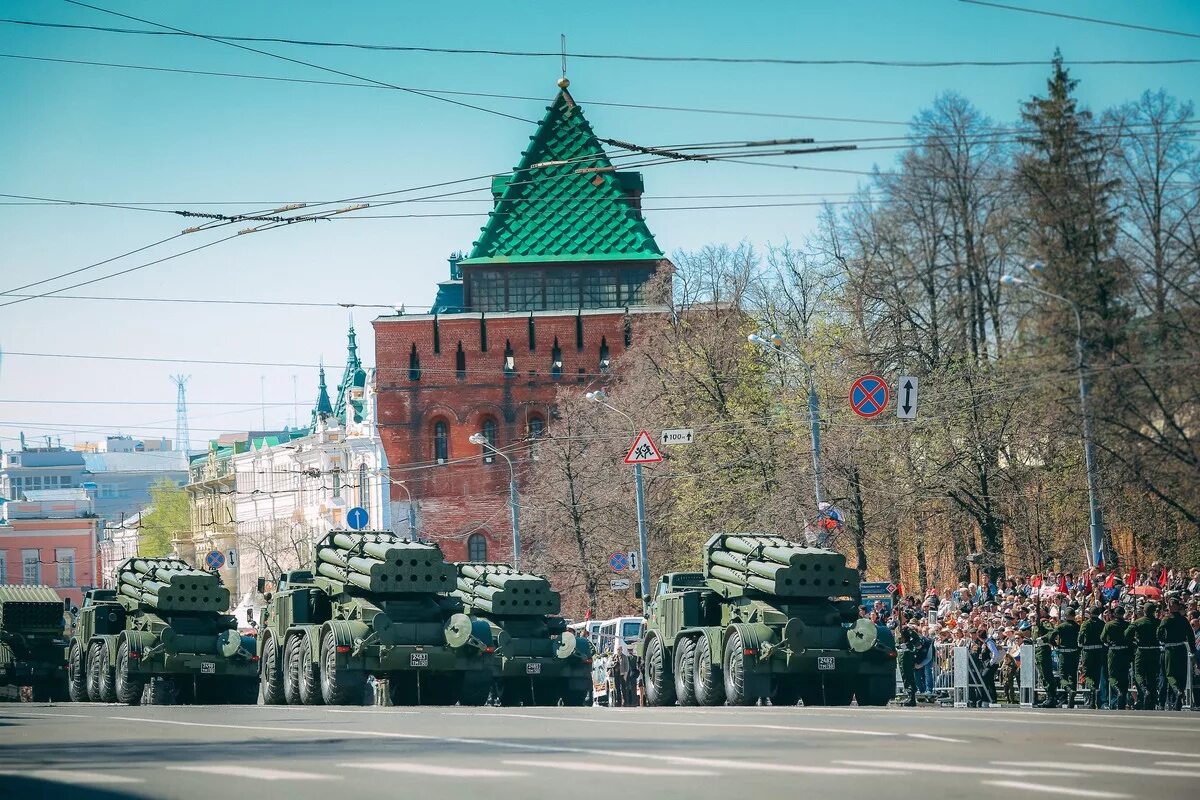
479, 315, 488, 352
528, 315, 536, 350
575, 314, 584, 350
433, 421, 449, 463
432, 317, 441, 354
467, 533, 488, 563
480, 418, 497, 463
408, 344, 421, 381
503, 340, 515, 375
551, 338, 563, 379
623, 316, 633, 347
455, 342, 466, 379
599, 337, 610, 373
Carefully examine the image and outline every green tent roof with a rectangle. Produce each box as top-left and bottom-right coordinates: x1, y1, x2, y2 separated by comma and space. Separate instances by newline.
462, 87, 663, 266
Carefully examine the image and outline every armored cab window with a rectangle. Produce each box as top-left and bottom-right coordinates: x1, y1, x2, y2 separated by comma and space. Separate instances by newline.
467, 533, 488, 563
433, 421, 449, 463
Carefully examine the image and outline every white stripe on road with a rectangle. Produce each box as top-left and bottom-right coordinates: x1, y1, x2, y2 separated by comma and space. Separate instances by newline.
444, 711, 898, 737
982, 780, 1130, 798
504, 759, 716, 777
0, 769, 141, 785
168, 765, 335, 781
1157, 761, 1200, 767
836, 761, 1078, 778
906, 733, 967, 743
1072, 743, 1200, 758
341, 762, 525, 778
992, 761, 1200, 778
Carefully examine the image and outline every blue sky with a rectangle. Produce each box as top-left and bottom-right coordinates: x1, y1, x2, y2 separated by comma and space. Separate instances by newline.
1, 0, 1198, 449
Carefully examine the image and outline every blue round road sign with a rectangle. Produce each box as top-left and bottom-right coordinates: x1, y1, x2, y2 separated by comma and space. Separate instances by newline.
346, 506, 370, 531
609, 552, 629, 572
850, 374, 890, 418
205, 550, 225, 570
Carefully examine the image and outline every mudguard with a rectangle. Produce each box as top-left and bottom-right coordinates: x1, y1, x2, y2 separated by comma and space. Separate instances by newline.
123, 630, 156, 656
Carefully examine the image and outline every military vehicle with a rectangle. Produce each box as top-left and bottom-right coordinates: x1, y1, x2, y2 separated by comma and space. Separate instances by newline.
639, 533, 896, 706
0, 585, 70, 701
258, 531, 494, 706
453, 562, 592, 705
66, 558, 258, 705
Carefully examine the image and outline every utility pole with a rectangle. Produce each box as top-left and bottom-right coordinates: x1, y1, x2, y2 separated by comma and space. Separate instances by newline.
748, 333, 824, 507
469, 433, 521, 569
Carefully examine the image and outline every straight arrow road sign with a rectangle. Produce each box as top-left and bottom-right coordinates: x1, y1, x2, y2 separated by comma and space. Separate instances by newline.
897, 376, 919, 419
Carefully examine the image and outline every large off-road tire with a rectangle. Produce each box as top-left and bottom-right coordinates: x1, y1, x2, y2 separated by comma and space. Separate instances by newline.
693, 635, 725, 706
297, 633, 323, 705
68, 641, 87, 702
855, 674, 894, 707
260, 634, 285, 705
320, 628, 363, 705
97, 644, 117, 703
644, 636, 675, 707
282, 634, 302, 705
723, 630, 751, 706
674, 637, 698, 706
115, 640, 145, 705
86, 641, 103, 701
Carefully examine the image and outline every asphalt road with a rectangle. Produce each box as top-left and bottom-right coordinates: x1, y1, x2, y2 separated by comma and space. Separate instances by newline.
1, 703, 1198, 800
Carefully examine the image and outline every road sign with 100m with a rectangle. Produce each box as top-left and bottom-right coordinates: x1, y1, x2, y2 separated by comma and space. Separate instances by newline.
661, 428, 695, 445
896, 376, 919, 419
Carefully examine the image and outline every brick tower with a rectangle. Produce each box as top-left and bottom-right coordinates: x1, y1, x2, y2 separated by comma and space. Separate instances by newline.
372, 79, 670, 561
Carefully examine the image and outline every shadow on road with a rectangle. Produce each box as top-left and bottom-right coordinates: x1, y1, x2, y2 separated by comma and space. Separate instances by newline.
0, 775, 147, 800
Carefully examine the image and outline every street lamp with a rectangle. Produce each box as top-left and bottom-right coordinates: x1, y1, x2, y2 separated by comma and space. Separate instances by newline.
584, 389, 652, 608
469, 432, 521, 569
747, 332, 825, 507
1001, 268, 1105, 568
375, 468, 416, 536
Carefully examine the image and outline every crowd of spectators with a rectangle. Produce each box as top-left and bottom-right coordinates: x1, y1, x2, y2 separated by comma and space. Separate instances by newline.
873, 565, 1200, 709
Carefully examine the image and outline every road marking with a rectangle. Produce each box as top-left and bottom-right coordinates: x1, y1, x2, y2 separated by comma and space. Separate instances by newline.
0, 769, 141, 785
836, 761, 1078, 778
1157, 761, 1200, 767
505, 759, 716, 777
167, 765, 335, 781
341, 762, 525, 778
445, 711, 898, 737
982, 780, 1130, 798
1072, 743, 1200, 758
906, 733, 966, 743
992, 761, 1200, 778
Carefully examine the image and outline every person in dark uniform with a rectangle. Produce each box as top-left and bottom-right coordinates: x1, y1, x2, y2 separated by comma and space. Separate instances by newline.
1129, 602, 1161, 710
897, 625, 917, 706
1101, 605, 1132, 709
1033, 607, 1058, 708
1051, 606, 1081, 708
1078, 605, 1106, 709
1158, 596, 1191, 711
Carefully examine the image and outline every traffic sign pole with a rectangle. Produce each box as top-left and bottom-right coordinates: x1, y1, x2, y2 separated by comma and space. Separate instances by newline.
634, 462, 651, 608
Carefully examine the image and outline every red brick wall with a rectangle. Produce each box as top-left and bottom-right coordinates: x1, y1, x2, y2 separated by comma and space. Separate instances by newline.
372, 309, 639, 562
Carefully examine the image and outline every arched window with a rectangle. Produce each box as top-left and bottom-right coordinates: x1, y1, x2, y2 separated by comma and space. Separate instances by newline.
528, 415, 545, 461
467, 533, 488, 562
455, 342, 466, 379
433, 420, 449, 463
408, 344, 421, 381
480, 418, 497, 462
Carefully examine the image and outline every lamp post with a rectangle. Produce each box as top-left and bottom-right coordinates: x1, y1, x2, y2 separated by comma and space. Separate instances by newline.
748, 332, 825, 508
1001, 268, 1105, 567
375, 469, 416, 537
584, 389, 652, 608
469, 433, 521, 569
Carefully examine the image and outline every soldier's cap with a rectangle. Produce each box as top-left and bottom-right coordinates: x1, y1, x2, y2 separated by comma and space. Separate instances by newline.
1144, 602, 1159, 614
1089, 605, 1102, 616
1113, 605, 1127, 616
1062, 607, 1076, 620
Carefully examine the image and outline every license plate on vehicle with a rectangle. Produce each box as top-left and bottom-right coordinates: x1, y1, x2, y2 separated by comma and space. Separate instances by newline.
200, 662, 216, 674
410, 652, 429, 668
526, 663, 542, 675
817, 656, 835, 671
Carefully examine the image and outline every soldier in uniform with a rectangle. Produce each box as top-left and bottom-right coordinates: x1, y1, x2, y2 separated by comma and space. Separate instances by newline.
1078, 605, 1106, 709
1101, 605, 1132, 709
1129, 602, 1161, 710
1051, 606, 1081, 708
1032, 607, 1058, 708
897, 625, 918, 706
1158, 596, 1191, 711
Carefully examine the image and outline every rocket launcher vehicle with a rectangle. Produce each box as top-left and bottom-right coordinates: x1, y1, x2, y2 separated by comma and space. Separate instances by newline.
452, 563, 562, 616
314, 531, 456, 594
704, 534, 859, 598
117, 558, 231, 613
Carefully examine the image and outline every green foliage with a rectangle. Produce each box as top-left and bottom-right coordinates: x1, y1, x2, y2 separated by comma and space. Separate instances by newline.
137, 479, 190, 557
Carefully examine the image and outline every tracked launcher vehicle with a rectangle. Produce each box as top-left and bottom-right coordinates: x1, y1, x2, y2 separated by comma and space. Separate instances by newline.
640, 533, 895, 706
258, 531, 494, 706
67, 558, 258, 705
0, 585, 70, 701
453, 563, 592, 705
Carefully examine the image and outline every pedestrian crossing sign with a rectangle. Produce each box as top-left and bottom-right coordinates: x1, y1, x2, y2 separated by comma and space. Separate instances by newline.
623, 430, 663, 464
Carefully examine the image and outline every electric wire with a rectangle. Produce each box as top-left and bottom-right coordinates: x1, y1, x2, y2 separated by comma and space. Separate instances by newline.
957, 0, 1200, 41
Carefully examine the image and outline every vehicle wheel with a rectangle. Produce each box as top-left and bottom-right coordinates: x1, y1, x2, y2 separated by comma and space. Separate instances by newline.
855, 674, 894, 707
115, 640, 145, 705
144, 677, 176, 705
97, 644, 118, 703
282, 634, 302, 705
458, 670, 492, 706
723, 630, 751, 706
643, 636, 675, 707
86, 641, 103, 701
771, 678, 802, 707
674, 637, 698, 706
297, 633, 323, 705
260, 634, 285, 705
693, 635, 725, 706
68, 641, 87, 702
320, 628, 363, 705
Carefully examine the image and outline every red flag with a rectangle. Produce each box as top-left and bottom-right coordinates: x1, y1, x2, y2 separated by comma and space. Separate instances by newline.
1127, 566, 1138, 585
1104, 573, 1116, 590
1157, 567, 1168, 588
1083, 572, 1092, 593
1057, 575, 1068, 594
1031, 575, 1043, 588
896, 583, 905, 597
583, 609, 592, 621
